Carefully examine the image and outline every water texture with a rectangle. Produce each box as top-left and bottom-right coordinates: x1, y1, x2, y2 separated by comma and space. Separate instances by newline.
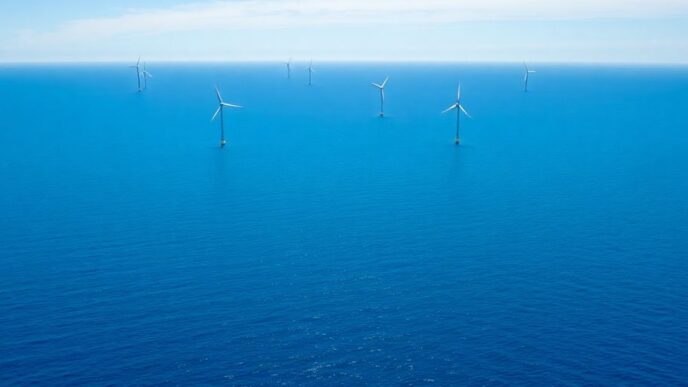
1, 63, 687, 385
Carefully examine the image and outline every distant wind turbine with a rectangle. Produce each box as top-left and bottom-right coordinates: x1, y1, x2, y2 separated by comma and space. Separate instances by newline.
142, 62, 152, 90
371, 76, 389, 117
307, 60, 314, 86
211, 86, 242, 148
286, 58, 292, 79
130, 57, 142, 92
442, 85, 472, 145
524, 63, 536, 92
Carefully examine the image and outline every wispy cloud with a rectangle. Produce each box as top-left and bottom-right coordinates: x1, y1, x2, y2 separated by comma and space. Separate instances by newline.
10, 0, 688, 47
2, 0, 687, 62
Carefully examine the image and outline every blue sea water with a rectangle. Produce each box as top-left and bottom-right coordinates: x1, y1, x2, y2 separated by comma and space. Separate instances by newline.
1, 63, 687, 385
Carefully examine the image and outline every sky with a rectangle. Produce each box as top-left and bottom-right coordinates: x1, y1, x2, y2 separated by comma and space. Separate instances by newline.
1, 0, 687, 63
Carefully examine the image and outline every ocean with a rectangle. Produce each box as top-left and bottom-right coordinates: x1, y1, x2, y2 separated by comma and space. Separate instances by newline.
1, 63, 687, 385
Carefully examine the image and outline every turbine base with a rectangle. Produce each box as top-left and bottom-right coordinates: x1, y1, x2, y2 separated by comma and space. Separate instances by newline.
455, 138, 461, 145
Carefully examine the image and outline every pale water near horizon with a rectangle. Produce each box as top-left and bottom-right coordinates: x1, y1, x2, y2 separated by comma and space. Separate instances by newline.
1, 63, 687, 385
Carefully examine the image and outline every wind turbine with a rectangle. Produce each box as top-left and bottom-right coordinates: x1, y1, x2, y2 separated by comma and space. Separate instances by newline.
286, 58, 292, 79
307, 60, 314, 86
371, 76, 389, 117
142, 62, 152, 90
442, 85, 472, 145
524, 63, 536, 92
211, 86, 242, 148
130, 57, 142, 92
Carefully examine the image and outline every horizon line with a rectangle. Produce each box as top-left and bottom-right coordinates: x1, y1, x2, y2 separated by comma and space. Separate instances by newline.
1, 59, 687, 67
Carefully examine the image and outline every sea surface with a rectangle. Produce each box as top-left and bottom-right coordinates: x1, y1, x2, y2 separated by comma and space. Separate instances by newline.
1, 63, 687, 385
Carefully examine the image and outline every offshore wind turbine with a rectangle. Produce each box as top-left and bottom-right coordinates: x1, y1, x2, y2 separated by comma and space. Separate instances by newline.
142, 62, 152, 90
286, 58, 292, 79
524, 63, 536, 92
307, 60, 314, 86
211, 86, 242, 148
130, 57, 142, 92
442, 85, 472, 145
371, 76, 389, 117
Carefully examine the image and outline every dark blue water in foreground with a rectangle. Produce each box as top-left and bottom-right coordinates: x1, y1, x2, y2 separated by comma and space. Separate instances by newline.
1, 63, 687, 385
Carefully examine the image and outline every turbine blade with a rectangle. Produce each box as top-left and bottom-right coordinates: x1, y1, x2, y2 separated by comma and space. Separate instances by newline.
457, 85, 462, 101
442, 103, 458, 114
211, 106, 221, 121
381, 76, 389, 88
371, 83, 382, 88
215, 86, 223, 103
459, 105, 472, 119
222, 103, 242, 108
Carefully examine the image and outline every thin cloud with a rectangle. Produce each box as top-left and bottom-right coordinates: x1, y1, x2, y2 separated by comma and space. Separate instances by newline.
2, 0, 687, 62
10, 0, 688, 48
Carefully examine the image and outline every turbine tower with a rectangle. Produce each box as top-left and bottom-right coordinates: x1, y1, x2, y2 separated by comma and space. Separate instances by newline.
307, 60, 314, 86
130, 57, 142, 92
142, 62, 152, 90
524, 63, 536, 92
442, 85, 472, 145
371, 77, 389, 117
211, 86, 242, 148
286, 58, 292, 79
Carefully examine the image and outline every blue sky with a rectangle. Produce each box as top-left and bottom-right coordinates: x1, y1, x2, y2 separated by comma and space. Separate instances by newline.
1, 0, 687, 63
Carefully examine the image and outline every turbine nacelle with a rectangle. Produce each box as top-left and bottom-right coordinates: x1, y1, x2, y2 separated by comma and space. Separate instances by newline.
371, 76, 389, 90
442, 85, 471, 118
130, 56, 141, 70
142, 62, 152, 79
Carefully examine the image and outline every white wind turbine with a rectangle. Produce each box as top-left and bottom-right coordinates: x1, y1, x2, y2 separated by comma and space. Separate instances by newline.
524, 63, 536, 92
307, 60, 314, 86
211, 86, 242, 148
442, 85, 472, 145
130, 57, 142, 92
371, 77, 389, 117
142, 62, 152, 90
